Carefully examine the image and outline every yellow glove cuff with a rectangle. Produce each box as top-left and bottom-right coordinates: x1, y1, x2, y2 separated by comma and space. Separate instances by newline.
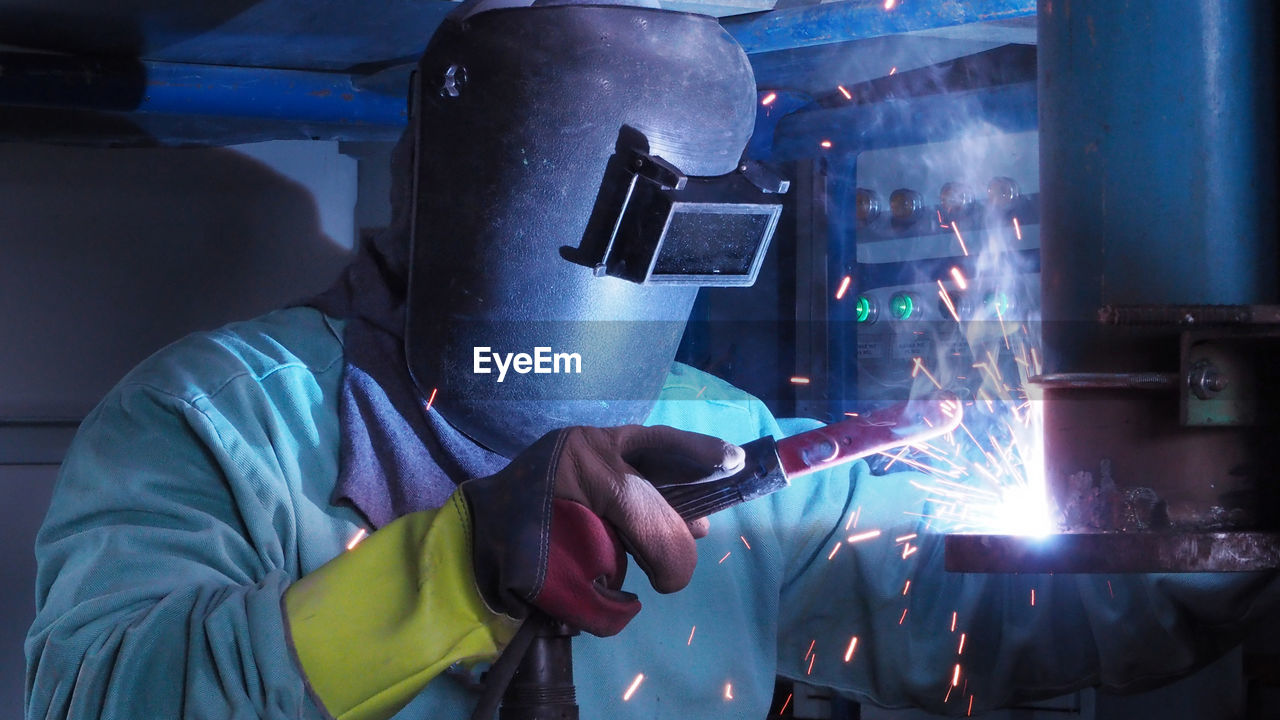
285, 492, 519, 720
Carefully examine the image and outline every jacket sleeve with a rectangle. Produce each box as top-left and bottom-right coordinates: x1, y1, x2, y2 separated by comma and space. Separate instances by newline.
26, 379, 514, 720
769, 437, 1280, 713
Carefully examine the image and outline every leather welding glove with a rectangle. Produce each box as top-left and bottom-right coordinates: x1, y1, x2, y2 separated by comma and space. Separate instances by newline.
462, 424, 746, 636
283, 424, 741, 720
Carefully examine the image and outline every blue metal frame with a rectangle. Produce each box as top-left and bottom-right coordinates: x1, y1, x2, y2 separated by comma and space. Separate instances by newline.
723, 0, 1034, 55
0, 52, 407, 129
767, 81, 1037, 162
0, 0, 1038, 144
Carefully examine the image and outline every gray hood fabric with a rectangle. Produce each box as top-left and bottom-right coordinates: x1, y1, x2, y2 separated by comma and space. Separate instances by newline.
309, 134, 507, 529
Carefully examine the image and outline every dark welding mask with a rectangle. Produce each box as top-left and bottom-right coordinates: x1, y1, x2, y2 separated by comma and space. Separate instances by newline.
404, 0, 784, 457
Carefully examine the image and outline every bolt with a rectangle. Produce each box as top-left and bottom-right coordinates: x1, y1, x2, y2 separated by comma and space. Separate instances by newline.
1188, 360, 1228, 400
439, 64, 467, 98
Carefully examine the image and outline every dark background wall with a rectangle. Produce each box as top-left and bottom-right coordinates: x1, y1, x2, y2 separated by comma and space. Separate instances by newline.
0, 139, 366, 715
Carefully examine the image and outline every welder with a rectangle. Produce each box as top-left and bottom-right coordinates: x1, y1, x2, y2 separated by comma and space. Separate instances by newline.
25, 1, 1280, 719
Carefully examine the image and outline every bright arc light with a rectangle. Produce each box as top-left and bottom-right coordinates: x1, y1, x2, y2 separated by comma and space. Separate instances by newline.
994, 483, 1053, 537
884, 0, 897, 9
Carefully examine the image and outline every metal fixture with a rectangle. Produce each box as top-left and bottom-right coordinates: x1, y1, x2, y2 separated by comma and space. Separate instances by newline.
854, 188, 882, 227
888, 188, 924, 227
938, 181, 975, 219
986, 176, 1020, 210
439, 64, 468, 98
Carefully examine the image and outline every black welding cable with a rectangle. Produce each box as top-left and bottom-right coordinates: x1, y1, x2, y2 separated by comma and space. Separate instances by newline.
470, 615, 540, 720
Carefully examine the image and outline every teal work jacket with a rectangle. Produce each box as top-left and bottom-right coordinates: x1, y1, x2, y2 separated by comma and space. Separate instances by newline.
26, 307, 1275, 719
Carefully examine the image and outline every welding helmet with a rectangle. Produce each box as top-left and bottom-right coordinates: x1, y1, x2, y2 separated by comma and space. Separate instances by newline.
404, 0, 787, 457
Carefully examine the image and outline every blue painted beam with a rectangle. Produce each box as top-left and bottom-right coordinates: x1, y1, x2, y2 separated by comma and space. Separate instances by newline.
768, 81, 1036, 161
723, 0, 1035, 55
0, 52, 408, 129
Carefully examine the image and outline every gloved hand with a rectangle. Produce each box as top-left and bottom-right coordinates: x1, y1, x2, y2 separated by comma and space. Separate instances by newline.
462, 424, 745, 636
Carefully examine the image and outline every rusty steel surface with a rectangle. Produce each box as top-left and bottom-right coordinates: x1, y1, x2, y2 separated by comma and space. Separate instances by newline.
945, 532, 1280, 573
1099, 304, 1280, 326
1031, 372, 1177, 390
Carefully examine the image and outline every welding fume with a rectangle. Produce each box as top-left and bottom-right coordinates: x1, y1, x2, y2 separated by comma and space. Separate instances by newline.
23, 1, 1280, 720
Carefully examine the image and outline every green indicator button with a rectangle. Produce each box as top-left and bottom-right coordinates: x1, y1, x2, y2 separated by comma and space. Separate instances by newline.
855, 296, 873, 322
890, 293, 915, 320
984, 291, 1011, 315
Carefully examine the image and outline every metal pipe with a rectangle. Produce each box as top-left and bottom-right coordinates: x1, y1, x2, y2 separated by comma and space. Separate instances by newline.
0, 52, 407, 127
722, 0, 1035, 55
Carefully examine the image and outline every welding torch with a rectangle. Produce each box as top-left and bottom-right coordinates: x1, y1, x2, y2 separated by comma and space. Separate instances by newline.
474, 392, 964, 720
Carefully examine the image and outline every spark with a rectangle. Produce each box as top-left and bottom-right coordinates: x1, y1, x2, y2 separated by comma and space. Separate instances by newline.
884, 451, 960, 477
950, 611, 958, 632
949, 266, 969, 289
718, 551, 731, 564
945, 685, 954, 703
837, 85, 852, 100
902, 580, 912, 595
688, 626, 696, 645
1030, 588, 1036, 606
847, 529, 882, 543
724, 683, 734, 700
844, 636, 859, 662
895, 533, 918, 543
844, 411, 860, 417
790, 376, 811, 384
898, 608, 908, 625
738, 536, 752, 550
1107, 580, 1115, 599
345, 528, 368, 550
845, 506, 862, 530
807, 653, 817, 675
780, 693, 793, 715
835, 275, 852, 300
912, 357, 944, 389
623, 673, 645, 701
994, 300, 1011, 350
938, 282, 961, 322
761, 92, 777, 106
820, 140, 833, 149
968, 694, 975, 716
958, 633, 967, 654
972, 361, 999, 385
1012, 216, 1023, 240
884, 0, 896, 9
908, 442, 962, 469
882, 445, 909, 470
983, 348, 1003, 381
424, 387, 438, 411
901, 543, 919, 559
804, 639, 816, 661
827, 541, 843, 560
695, 386, 706, 398
952, 663, 962, 687
952, 222, 970, 256
889, 66, 898, 75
